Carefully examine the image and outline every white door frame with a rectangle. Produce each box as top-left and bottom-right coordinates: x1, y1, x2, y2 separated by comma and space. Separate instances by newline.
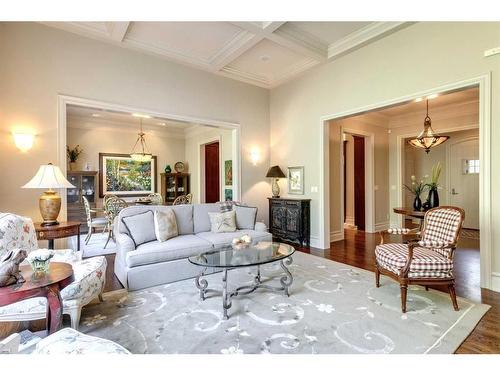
319, 73, 492, 290
339, 127, 376, 238
57, 94, 242, 215
198, 136, 223, 203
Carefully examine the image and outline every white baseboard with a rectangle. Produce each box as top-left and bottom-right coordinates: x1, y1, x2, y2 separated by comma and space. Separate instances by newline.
374, 221, 390, 232
491, 272, 500, 292
330, 230, 343, 243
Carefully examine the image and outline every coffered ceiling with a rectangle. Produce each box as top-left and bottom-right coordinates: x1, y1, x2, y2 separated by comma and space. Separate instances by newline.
43, 21, 408, 89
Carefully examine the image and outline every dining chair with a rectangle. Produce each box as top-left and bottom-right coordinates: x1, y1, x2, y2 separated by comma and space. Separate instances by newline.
82, 196, 108, 245
375, 206, 465, 313
104, 196, 128, 248
173, 194, 191, 205
147, 193, 163, 205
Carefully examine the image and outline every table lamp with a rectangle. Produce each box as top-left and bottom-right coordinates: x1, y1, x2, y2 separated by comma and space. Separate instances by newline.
22, 163, 76, 226
266, 165, 286, 198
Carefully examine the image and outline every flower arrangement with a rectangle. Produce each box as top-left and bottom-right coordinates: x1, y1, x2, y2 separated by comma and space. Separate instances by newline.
66, 145, 83, 163
27, 249, 55, 274
232, 234, 252, 249
404, 175, 428, 196
426, 162, 442, 190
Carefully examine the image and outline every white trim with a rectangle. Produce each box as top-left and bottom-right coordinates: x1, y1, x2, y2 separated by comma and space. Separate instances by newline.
330, 230, 343, 243
57, 94, 242, 211
374, 221, 390, 232
318, 74, 493, 291
492, 273, 500, 292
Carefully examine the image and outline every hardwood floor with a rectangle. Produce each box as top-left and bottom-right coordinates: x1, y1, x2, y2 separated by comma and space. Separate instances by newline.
1, 231, 498, 353
294, 229, 499, 354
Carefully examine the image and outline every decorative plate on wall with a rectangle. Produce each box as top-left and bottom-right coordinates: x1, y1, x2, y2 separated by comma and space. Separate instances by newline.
174, 162, 185, 173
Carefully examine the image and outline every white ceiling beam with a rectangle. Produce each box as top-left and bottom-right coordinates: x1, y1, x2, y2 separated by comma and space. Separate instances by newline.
327, 22, 411, 60
106, 22, 131, 42
210, 31, 264, 71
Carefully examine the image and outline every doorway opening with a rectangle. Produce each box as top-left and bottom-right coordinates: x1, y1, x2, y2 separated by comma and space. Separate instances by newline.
201, 140, 220, 203
343, 133, 366, 231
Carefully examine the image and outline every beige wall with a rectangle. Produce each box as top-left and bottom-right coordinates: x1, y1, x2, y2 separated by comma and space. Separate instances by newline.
270, 22, 500, 282
0, 22, 270, 224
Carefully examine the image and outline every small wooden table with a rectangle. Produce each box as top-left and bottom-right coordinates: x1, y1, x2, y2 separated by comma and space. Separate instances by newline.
0, 262, 74, 334
34, 221, 81, 251
393, 207, 426, 230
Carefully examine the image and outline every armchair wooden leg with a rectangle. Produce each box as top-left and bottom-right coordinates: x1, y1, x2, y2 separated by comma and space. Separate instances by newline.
448, 284, 459, 311
68, 306, 82, 330
400, 284, 408, 313
375, 266, 380, 288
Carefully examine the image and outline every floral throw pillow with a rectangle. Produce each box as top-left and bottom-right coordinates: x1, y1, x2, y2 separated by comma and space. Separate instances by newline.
208, 211, 237, 233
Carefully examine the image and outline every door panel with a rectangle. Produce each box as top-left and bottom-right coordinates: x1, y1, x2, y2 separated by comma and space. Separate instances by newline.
449, 138, 479, 229
204, 142, 220, 203
353, 136, 365, 230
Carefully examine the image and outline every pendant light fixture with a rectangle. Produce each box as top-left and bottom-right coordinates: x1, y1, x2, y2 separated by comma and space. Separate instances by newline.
407, 99, 449, 153
130, 117, 152, 162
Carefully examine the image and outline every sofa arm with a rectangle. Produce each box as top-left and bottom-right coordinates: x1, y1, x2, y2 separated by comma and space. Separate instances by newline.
115, 233, 136, 254
255, 222, 268, 232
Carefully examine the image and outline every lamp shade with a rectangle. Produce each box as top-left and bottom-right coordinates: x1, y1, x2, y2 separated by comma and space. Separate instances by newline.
22, 163, 75, 189
266, 165, 286, 178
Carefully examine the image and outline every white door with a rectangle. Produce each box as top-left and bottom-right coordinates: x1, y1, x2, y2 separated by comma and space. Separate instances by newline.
449, 138, 479, 229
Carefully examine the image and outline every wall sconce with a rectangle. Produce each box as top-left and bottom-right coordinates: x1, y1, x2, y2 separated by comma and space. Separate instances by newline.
250, 148, 260, 166
13, 132, 34, 152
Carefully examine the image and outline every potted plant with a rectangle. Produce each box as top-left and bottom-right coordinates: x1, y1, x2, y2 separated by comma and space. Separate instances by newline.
66, 145, 83, 171
426, 162, 442, 208
404, 175, 428, 211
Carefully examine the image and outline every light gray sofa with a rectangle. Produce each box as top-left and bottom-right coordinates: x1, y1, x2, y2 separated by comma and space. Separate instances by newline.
114, 203, 272, 290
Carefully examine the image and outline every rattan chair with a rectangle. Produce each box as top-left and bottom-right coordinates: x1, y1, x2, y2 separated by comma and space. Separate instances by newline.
147, 193, 163, 205
82, 196, 108, 244
375, 206, 465, 313
103, 196, 128, 248
172, 193, 192, 205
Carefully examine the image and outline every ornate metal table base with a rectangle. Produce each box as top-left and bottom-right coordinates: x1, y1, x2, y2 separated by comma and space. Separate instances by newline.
194, 257, 294, 320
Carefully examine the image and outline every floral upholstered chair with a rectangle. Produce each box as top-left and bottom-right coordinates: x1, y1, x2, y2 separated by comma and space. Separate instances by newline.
375, 206, 465, 313
0, 212, 107, 329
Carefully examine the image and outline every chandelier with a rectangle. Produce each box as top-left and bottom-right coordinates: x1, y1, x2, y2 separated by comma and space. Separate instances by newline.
130, 117, 152, 162
407, 99, 449, 153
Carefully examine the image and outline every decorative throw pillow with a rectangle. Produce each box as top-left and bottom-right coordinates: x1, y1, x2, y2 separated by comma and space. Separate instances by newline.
234, 205, 258, 230
208, 211, 237, 233
154, 209, 178, 242
121, 211, 157, 247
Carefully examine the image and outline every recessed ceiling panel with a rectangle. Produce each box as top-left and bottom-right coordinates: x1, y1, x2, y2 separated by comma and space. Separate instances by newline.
124, 22, 246, 63
288, 22, 372, 45
226, 39, 312, 84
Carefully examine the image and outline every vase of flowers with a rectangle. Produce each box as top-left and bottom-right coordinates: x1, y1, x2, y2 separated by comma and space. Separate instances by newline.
425, 162, 442, 208
404, 175, 428, 212
66, 145, 83, 171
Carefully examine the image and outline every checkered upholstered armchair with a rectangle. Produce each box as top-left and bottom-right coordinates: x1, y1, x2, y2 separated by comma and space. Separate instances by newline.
375, 206, 465, 313
0, 213, 107, 329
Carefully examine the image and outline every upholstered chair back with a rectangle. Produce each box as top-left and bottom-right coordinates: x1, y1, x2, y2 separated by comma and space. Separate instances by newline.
421, 207, 464, 256
0, 213, 38, 259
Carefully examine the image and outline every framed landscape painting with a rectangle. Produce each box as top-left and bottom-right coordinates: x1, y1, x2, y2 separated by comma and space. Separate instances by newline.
99, 153, 157, 197
225, 160, 233, 186
288, 166, 304, 195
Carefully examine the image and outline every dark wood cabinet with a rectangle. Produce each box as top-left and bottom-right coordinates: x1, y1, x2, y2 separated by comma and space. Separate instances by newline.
268, 198, 310, 247
66, 171, 98, 233
160, 173, 190, 205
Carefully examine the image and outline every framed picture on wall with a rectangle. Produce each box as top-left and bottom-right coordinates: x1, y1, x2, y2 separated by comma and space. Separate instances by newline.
288, 166, 304, 195
225, 160, 233, 186
225, 188, 233, 201
99, 153, 157, 197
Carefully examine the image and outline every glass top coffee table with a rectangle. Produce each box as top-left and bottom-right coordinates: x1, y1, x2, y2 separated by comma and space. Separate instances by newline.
188, 241, 295, 319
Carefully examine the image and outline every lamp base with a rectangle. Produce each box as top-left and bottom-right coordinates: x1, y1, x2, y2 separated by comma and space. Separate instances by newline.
271, 178, 281, 198
271, 195, 280, 199
39, 190, 61, 226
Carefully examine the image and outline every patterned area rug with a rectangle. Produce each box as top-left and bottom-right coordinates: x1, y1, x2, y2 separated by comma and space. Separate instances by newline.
80, 252, 489, 354
68, 233, 116, 258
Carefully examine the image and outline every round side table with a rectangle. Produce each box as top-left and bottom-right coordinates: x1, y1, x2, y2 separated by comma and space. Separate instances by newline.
0, 262, 74, 334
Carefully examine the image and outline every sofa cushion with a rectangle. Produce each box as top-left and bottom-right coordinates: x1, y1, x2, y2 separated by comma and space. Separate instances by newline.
154, 209, 178, 242
234, 205, 257, 230
121, 211, 156, 247
170, 205, 194, 235
193, 203, 220, 233
196, 230, 272, 249
208, 211, 236, 233
125, 235, 212, 267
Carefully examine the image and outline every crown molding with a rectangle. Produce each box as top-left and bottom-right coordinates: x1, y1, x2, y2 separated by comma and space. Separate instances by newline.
327, 22, 411, 60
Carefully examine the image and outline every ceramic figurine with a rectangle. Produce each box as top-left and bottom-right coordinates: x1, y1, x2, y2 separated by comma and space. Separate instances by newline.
0, 248, 28, 287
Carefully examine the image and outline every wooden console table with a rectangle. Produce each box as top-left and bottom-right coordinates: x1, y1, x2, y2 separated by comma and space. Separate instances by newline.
393, 207, 425, 230
34, 222, 81, 251
0, 262, 74, 334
